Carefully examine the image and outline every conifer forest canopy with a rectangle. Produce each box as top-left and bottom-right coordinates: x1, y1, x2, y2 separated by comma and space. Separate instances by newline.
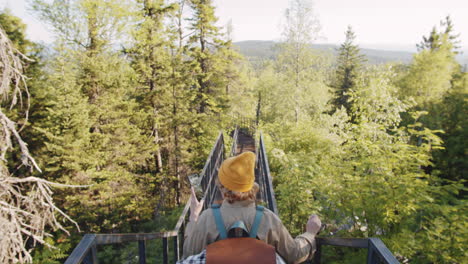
0, 0, 466, 263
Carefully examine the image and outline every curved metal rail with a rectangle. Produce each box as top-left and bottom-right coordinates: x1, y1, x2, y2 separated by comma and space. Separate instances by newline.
230, 125, 239, 157
256, 133, 278, 214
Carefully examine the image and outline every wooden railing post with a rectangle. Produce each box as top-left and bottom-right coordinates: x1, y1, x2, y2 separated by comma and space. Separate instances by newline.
138, 240, 146, 264
83, 243, 98, 264
162, 237, 168, 264
367, 239, 376, 264
173, 235, 180, 262
313, 242, 322, 264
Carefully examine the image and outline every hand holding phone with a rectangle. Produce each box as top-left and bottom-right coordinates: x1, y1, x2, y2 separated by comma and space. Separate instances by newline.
189, 187, 205, 222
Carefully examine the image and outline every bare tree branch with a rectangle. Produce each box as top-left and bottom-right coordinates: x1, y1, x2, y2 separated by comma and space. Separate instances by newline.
0, 25, 79, 263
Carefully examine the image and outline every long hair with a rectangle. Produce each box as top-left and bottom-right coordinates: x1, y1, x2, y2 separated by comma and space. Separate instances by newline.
216, 179, 259, 204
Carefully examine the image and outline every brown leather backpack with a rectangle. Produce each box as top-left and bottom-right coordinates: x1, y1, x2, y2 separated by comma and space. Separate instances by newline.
206, 237, 276, 264
205, 204, 277, 264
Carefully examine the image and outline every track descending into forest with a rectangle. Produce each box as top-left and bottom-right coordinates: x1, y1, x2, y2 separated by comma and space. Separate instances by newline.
65, 121, 399, 264
236, 131, 256, 153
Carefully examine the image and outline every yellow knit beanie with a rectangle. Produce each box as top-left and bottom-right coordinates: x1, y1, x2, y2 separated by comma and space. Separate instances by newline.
218, 151, 256, 192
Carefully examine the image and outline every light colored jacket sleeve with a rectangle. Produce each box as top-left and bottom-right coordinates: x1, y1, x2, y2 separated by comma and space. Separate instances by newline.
260, 212, 316, 264
182, 209, 215, 259
265, 213, 317, 263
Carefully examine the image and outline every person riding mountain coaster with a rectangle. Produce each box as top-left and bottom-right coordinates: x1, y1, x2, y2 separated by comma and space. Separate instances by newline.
179, 151, 322, 264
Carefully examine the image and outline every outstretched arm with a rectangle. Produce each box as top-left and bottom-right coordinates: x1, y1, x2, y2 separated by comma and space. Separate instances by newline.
182, 187, 206, 259
267, 214, 321, 264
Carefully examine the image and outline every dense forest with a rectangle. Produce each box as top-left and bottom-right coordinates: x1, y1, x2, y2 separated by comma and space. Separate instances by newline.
0, 0, 466, 263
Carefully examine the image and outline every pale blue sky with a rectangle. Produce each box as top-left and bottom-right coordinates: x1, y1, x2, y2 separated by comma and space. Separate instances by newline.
2, 0, 467, 51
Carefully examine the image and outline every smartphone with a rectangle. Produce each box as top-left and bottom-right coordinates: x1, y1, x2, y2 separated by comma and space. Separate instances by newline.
187, 173, 204, 199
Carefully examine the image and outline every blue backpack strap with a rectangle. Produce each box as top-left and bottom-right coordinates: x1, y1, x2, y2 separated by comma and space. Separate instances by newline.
228, 220, 250, 238
230, 220, 248, 231
249, 205, 264, 238
211, 204, 227, 239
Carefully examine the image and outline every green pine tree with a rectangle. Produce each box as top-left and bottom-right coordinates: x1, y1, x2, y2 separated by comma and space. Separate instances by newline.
417, 16, 461, 54
31, 0, 157, 234
330, 25, 366, 115
185, 0, 239, 166
130, 0, 188, 207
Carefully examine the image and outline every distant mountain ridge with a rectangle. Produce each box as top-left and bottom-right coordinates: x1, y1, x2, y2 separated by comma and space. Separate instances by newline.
233, 40, 468, 66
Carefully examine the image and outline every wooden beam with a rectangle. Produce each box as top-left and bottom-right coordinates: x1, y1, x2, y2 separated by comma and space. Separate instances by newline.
94, 232, 177, 245
317, 237, 369, 248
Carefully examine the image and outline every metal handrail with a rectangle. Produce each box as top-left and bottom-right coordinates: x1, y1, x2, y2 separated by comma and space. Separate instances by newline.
314, 237, 399, 264
230, 126, 239, 157
256, 133, 278, 214
199, 132, 225, 208
65, 132, 226, 264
